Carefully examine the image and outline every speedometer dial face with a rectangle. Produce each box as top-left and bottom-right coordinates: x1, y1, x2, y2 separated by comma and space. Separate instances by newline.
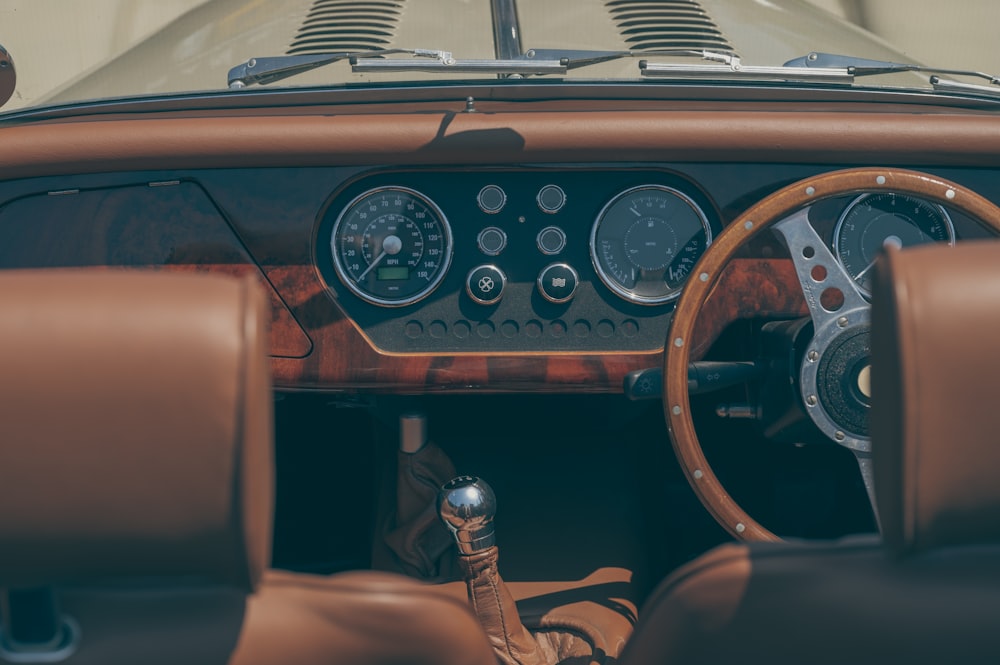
590, 185, 712, 305
834, 192, 954, 297
331, 186, 452, 307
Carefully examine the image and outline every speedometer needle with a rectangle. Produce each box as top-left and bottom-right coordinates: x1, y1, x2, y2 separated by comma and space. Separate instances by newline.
358, 250, 387, 281
357, 234, 403, 280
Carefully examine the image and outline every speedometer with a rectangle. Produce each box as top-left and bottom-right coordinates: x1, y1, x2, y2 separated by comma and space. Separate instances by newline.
331, 186, 452, 307
834, 192, 954, 297
590, 185, 712, 305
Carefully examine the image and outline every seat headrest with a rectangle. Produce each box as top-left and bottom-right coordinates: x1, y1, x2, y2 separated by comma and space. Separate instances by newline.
0, 270, 273, 590
871, 241, 1000, 556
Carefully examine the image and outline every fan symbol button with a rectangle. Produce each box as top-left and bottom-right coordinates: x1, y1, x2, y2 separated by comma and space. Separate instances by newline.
466, 265, 506, 305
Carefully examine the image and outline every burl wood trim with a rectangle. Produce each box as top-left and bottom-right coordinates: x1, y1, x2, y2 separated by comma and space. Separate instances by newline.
664, 167, 1000, 542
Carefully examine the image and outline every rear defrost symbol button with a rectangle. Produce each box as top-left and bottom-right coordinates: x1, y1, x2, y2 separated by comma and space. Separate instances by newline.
537, 262, 578, 303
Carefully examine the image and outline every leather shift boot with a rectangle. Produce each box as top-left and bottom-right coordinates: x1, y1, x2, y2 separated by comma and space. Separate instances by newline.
383, 444, 457, 578
459, 547, 548, 665
458, 547, 604, 665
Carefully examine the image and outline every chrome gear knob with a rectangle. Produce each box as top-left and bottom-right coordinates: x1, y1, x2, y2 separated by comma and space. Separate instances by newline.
438, 476, 497, 555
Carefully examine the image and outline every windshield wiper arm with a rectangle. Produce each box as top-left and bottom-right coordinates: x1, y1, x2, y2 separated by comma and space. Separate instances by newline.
228, 49, 429, 88
783, 52, 1000, 86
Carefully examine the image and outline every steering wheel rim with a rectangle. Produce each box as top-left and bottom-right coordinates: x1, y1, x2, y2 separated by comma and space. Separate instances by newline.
664, 167, 1000, 541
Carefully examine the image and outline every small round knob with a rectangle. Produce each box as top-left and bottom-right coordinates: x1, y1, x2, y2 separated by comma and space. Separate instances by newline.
438, 476, 496, 555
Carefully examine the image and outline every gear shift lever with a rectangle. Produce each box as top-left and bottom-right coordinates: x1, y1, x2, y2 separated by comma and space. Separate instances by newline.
439, 476, 548, 665
438, 476, 496, 554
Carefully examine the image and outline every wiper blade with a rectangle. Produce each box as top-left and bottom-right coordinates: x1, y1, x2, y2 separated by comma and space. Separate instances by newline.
783, 52, 1000, 86
642, 51, 854, 83
351, 50, 566, 75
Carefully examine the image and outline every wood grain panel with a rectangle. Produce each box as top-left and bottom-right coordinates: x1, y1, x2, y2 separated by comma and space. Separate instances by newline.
258, 259, 803, 391
0, 183, 312, 358
690, 258, 807, 360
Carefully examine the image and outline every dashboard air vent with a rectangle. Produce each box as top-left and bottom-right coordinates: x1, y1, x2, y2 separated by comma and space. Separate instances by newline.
605, 0, 736, 53
287, 0, 405, 55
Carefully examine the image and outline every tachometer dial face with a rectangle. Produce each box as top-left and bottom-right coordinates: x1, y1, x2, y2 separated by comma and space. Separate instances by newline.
331, 187, 452, 307
834, 192, 954, 297
590, 185, 712, 304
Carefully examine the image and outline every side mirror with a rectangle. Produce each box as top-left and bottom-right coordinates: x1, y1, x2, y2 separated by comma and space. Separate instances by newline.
0, 44, 15, 109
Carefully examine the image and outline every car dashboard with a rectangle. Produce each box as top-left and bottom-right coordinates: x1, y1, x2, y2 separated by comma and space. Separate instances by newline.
1, 89, 999, 395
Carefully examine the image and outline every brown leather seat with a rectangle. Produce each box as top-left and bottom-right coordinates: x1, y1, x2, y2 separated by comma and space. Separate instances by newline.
0, 270, 495, 665
619, 241, 1000, 664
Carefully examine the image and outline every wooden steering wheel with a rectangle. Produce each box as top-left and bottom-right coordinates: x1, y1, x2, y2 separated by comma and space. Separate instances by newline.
664, 167, 1000, 541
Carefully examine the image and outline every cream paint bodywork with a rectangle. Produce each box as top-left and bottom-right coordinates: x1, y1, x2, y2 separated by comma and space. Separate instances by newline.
0, 0, 998, 112
809, 0, 1000, 73
0, 0, 209, 110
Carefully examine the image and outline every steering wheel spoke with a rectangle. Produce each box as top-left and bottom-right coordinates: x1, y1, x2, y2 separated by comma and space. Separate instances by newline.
772, 208, 869, 332
851, 450, 882, 532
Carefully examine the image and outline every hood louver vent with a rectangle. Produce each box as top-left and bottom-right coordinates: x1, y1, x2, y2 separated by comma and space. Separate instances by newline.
605, 0, 735, 53
287, 0, 404, 55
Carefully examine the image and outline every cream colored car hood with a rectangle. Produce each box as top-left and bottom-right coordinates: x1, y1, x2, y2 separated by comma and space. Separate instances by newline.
30, 0, 916, 106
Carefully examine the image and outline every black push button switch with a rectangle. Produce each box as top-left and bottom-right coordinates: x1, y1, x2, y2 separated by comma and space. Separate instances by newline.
537, 263, 578, 303
466, 265, 506, 305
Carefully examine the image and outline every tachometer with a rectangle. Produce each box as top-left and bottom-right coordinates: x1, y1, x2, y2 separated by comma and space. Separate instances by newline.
834, 192, 954, 297
590, 185, 712, 305
331, 186, 452, 307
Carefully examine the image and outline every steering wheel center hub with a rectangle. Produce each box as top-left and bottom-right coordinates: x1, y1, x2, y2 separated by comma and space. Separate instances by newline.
815, 324, 871, 438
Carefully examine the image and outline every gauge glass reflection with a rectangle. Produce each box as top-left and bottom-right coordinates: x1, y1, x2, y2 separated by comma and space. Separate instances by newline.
331, 186, 452, 307
590, 185, 712, 304
834, 192, 954, 296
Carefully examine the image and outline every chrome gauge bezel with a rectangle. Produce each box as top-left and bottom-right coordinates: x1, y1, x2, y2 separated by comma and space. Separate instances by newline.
590, 184, 713, 305
833, 192, 955, 298
330, 186, 453, 307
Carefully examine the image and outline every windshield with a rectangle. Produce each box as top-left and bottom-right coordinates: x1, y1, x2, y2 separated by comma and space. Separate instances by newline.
1, 0, 999, 112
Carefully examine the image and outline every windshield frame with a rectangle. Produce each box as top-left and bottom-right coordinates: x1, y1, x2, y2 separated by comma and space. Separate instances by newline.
5, 77, 1000, 125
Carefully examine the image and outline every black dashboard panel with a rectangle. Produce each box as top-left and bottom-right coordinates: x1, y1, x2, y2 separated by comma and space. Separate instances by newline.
315, 168, 720, 353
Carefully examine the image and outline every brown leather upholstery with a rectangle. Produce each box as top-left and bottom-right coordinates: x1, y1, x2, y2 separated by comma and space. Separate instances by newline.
620, 241, 1000, 664
0, 269, 495, 665
0, 270, 272, 590
870, 242, 1000, 556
